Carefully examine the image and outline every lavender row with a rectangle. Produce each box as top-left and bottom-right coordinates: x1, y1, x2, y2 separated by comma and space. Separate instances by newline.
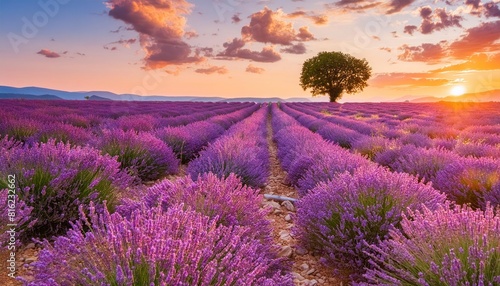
157, 103, 260, 163
187, 105, 269, 188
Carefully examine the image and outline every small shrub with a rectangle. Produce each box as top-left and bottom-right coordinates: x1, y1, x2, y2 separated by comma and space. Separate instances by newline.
361, 203, 500, 285
0, 140, 133, 242
96, 129, 179, 182
294, 166, 446, 278
29, 204, 292, 285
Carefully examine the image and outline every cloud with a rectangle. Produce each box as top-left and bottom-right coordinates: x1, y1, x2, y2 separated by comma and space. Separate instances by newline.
398, 42, 447, 63
432, 53, 500, 72
386, 0, 415, 14
232, 13, 241, 23
411, 7, 463, 35
195, 65, 228, 75
37, 49, 61, 58
217, 38, 282, 62
184, 31, 198, 39
449, 20, 500, 58
403, 25, 418, 35
285, 10, 328, 25
484, 2, 500, 18
281, 43, 307, 54
241, 8, 298, 45
296, 26, 315, 41
107, 0, 201, 69
380, 47, 392, 52
370, 72, 449, 87
246, 64, 265, 74
328, 0, 382, 12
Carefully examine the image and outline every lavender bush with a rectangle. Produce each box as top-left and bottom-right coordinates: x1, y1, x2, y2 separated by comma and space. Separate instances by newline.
0, 140, 132, 242
29, 203, 292, 285
294, 166, 446, 278
434, 156, 500, 209
361, 203, 500, 285
118, 173, 271, 241
33, 122, 92, 146
95, 129, 179, 182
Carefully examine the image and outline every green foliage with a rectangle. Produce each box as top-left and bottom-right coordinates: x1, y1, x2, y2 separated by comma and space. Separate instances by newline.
300, 51, 372, 102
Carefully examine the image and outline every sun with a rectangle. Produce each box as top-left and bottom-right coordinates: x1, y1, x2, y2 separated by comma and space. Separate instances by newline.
450, 85, 466, 96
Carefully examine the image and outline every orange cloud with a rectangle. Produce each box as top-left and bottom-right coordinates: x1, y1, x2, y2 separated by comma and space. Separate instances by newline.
449, 20, 500, 58
107, 0, 202, 69
241, 8, 298, 45
195, 65, 228, 75
285, 10, 329, 25
245, 64, 265, 74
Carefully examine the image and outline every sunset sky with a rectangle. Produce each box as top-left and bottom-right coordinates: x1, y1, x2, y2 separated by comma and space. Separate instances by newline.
1, 0, 499, 102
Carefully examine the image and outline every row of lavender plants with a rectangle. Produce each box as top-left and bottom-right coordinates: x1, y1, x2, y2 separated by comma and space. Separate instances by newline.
271, 103, 500, 284
281, 102, 500, 211
187, 105, 270, 188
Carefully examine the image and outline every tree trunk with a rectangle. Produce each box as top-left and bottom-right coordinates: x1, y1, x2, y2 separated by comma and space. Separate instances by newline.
328, 87, 343, 102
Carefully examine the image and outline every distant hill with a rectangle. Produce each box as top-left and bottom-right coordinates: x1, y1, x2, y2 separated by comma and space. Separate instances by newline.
87, 95, 112, 101
0, 93, 62, 100
0, 85, 313, 102
410, 89, 500, 103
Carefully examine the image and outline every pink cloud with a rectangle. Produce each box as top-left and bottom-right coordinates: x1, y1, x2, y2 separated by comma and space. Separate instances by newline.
36, 49, 61, 58
398, 42, 447, 63
281, 43, 307, 54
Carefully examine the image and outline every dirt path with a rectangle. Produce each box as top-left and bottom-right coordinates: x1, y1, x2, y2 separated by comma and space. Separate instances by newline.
262, 114, 344, 286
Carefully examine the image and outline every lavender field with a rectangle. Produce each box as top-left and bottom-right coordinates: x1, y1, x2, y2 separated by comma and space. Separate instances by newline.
1, 100, 500, 285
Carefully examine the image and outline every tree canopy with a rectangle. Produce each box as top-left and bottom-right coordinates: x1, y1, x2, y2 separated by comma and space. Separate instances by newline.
300, 51, 372, 102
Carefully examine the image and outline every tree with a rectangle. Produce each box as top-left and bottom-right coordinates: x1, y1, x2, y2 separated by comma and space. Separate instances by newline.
300, 51, 372, 102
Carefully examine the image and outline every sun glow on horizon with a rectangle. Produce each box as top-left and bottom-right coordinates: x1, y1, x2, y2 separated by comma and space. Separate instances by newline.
450, 85, 467, 96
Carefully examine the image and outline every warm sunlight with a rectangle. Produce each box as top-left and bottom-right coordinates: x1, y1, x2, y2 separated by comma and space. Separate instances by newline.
450, 85, 467, 96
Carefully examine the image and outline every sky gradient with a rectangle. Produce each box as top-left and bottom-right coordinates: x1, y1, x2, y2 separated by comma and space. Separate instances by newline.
1, 0, 499, 102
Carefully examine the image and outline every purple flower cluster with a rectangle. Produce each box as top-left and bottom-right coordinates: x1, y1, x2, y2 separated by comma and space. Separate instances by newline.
361, 203, 500, 285
187, 107, 269, 187
294, 166, 446, 278
94, 129, 179, 182
118, 173, 271, 241
29, 203, 292, 285
434, 156, 500, 209
380, 145, 461, 183
0, 140, 133, 242
157, 121, 225, 163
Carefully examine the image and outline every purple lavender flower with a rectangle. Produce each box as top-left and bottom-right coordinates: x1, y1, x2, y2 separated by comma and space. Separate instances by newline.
94, 129, 179, 182
294, 165, 446, 278
118, 173, 272, 241
0, 140, 133, 242
435, 156, 500, 209
360, 203, 500, 285
28, 203, 292, 285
